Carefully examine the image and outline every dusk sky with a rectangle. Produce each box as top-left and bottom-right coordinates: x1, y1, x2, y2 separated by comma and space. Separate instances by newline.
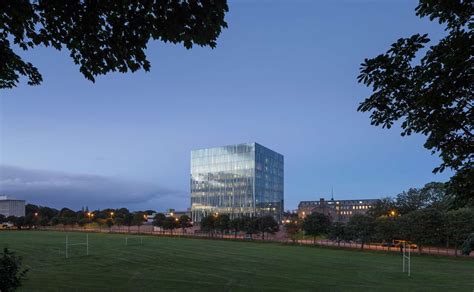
1, 0, 452, 211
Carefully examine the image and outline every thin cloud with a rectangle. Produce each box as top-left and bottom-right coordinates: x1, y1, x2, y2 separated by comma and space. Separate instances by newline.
0, 165, 187, 211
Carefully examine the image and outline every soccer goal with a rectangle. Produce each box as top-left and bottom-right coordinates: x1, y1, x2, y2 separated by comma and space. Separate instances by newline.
402, 242, 411, 277
125, 236, 143, 246
65, 234, 89, 258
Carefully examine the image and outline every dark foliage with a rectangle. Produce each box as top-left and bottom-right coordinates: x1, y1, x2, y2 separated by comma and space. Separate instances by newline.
0, 248, 28, 292
302, 213, 331, 242
199, 214, 216, 235
152, 213, 166, 228
0, 0, 228, 88
374, 217, 400, 244
177, 215, 192, 232
255, 215, 279, 239
214, 214, 230, 235
346, 214, 375, 249
461, 233, 474, 255
445, 208, 474, 254
366, 197, 396, 218
284, 221, 299, 242
357, 0, 473, 207
328, 222, 347, 245
162, 216, 178, 233
398, 208, 445, 253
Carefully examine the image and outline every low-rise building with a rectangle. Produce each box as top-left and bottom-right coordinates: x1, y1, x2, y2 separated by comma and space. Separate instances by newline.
0, 196, 26, 217
165, 209, 191, 218
298, 197, 378, 222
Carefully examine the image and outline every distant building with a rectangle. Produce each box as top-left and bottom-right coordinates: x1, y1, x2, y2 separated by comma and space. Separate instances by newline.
165, 209, 191, 218
144, 213, 156, 224
191, 142, 284, 222
298, 197, 378, 222
0, 196, 26, 217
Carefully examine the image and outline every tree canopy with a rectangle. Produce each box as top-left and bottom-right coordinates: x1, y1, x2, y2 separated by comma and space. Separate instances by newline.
255, 215, 279, 239
346, 214, 375, 249
199, 214, 216, 235
214, 214, 230, 235
1, 0, 229, 89
302, 213, 331, 242
152, 213, 166, 228
357, 0, 473, 207
0, 248, 28, 291
445, 208, 474, 254
162, 216, 178, 233
395, 182, 448, 215
177, 215, 192, 232
399, 208, 444, 253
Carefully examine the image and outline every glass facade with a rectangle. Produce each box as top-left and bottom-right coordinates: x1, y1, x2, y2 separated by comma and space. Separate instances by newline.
191, 143, 284, 222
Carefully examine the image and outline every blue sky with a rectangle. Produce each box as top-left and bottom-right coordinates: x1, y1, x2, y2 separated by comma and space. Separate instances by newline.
0, 0, 452, 211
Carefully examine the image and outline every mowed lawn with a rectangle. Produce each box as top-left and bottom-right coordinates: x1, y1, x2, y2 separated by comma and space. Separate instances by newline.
1, 231, 473, 291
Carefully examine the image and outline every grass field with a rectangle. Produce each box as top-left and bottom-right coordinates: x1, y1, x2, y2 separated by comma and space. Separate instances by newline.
1, 231, 473, 291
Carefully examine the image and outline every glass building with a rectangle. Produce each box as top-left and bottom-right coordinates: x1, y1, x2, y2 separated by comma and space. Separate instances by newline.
191, 143, 284, 222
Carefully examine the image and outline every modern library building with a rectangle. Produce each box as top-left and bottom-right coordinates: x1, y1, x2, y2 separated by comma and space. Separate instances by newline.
190, 142, 284, 222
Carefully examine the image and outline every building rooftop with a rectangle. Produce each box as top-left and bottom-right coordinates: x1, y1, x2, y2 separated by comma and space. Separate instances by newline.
0, 195, 24, 201
298, 198, 379, 206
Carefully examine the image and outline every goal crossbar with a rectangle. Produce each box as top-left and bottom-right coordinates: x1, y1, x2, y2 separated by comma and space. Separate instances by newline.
65, 234, 89, 258
125, 236, 143, 246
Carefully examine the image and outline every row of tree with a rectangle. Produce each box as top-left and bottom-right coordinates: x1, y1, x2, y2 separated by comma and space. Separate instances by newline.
290, 182, 474, 256
0, 205, 153, 232
151, 213, 192, 234
0, 204, 198, 235
199, 214, 279, 239
367, 182, 451, 217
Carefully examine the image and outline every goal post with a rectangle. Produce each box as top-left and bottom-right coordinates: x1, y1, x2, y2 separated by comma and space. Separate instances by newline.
65, 234, 89, 258
402, 242, 411, 277
125, 236, 143, 246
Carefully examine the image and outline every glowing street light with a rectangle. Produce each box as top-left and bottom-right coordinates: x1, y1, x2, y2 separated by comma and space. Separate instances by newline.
390, 210, 397, 217
87, 212, 93, 223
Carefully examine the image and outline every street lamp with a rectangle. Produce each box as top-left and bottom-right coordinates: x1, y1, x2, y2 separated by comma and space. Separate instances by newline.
87, 212, 94, 222
390, 210, 397, 217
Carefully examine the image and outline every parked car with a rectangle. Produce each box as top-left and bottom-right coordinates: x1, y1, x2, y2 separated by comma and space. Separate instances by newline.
381, 241, 395, 247
393, 240, 417, 249
1, 222, 14, 229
